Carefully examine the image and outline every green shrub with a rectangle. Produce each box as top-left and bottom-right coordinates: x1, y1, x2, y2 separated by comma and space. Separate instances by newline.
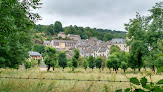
31, 58, 37, 67
38, 59, 41, 65
24, 60, 31, 69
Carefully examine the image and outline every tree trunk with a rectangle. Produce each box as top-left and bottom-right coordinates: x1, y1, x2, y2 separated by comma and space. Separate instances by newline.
53, 67, 54, 71
63, 67, 64, 71
152, 65, 155, 72
47, 65, 50, 71
124, 69, 125, 73
138, 68, 140, 72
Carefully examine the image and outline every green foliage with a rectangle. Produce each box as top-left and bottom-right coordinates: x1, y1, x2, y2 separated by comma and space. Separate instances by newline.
45, 25, 54, 35
103, 33, 114, 42
71, 58, 78, 71
130, 77, 140, 85
117, 76, 163, 92
0, 32, 33, 68
125, 2, 163, 71
73, 49, 80, 60
82, 60, 88, 71
108, 54, 120, 72
157, 66, 163, 73
0, 0, 41, 68
44, 47, 56, 57
38, 59, 41, 65
121, 61, 128, 73
68, 59, 72, 70
105, 59, 112, 70
31, 58, 37, 67
71, 49, 80, 71
44, 47, 57, 71
154, 57, 163, 69
128, 40, 148, 71
88, 56, 95, 70
24, 60, 31, 69
58, 52, 67, 70
32, 44, 45, 54
95, 57, 103, 69
110, 45, 120, 55
44, 56, 51, 71
54, 21, 64, 33
33, 24, 126, 41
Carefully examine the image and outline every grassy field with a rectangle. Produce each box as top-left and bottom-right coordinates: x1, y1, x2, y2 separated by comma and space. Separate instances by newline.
0, 67, 162, 92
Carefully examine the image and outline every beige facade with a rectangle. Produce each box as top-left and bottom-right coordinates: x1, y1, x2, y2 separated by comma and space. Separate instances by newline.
112, 44, 129, 52
108, 38, 130, 52
51, 40, 76, 51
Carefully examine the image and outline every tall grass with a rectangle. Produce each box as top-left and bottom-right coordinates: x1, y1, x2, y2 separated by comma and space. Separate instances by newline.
0, 67, 162, 92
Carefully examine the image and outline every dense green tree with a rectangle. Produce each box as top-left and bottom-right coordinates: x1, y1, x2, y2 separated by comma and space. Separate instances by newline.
54, 21, 64, 33
67, 59, 72, 70
73, 49, 80, 60
121, 61, 128, 73
103, 33, 114, 42
71, 49, 80, 71
88, 56, 95, 70
128, 40, 148, 72
64, 26, 76, 35
45, 25, 54, 35
58, 52, 67, 71
32, 44, 45, 54
154, 57, 163, 70
95, 57, 103, 70
44, 56, 51, 71
0, 0, 41, 68
82, 60, 88, 71
44, 47, 57, 71
71, 57, 78, 71
105, 59, 112, 72
125, 2, 163, 72
109, 54, 120, 73
110, 45, 121, 55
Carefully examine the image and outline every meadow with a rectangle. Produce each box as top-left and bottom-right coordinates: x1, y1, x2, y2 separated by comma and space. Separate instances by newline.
0, 67, 162, 92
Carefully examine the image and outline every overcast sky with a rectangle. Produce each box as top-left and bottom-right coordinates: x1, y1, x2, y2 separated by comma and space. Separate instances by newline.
33, 0, 162, 31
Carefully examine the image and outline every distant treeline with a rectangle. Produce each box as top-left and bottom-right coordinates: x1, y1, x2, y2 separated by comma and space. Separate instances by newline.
33, 21, 126, 41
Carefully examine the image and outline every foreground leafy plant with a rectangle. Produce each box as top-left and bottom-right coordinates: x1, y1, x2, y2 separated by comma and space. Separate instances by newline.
116, 67, 163, 92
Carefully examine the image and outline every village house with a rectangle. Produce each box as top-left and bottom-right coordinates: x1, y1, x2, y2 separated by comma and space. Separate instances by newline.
51, 40, 76, 51
28, 51, 43, 61
94, 46, 109, 58
57, 32, 66, 38
67, 34, 81, 40
108, 38, 129, 52
88, 37, 98, 45
43, 41, 51, 46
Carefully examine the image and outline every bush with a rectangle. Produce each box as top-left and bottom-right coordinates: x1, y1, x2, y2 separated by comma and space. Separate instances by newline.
24, 60, 31, 69
31, 58, 37, 67
38, 59, 41, 65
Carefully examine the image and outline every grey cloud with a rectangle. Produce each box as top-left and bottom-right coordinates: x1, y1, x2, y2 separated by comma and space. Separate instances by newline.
34, 0, 162, 30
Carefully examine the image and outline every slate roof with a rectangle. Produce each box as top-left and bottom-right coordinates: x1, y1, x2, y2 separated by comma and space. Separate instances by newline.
98, 47, 108, 52
110, 38, 125, 44
28, 51, 41, 56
